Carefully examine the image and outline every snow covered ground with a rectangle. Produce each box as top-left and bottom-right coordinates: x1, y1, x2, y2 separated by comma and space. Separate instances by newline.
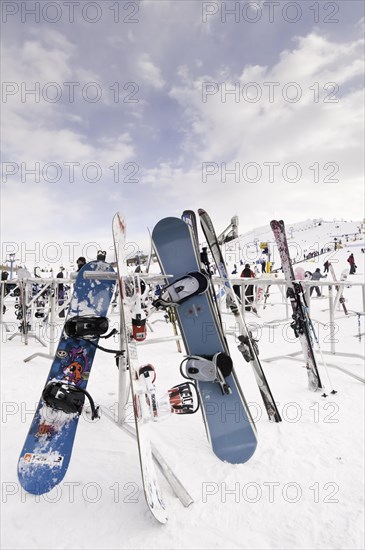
1, 220, 364, 550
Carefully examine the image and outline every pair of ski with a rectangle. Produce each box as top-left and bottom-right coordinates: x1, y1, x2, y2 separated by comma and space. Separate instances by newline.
270, 220, 334, 395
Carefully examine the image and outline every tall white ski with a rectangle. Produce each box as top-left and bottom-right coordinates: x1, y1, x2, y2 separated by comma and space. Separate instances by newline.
112, 212, 167, 524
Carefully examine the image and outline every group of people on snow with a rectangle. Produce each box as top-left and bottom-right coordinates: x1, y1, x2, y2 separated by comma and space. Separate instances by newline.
230, 250, 359, 310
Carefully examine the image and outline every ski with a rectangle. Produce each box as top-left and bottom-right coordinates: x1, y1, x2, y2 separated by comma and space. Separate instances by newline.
152, 216, 257, 464
112, 212, 168, 524
270, 220, 324, 392
182, 209, 228, 327
198, 208, 281, 423
18, 259, 115, 495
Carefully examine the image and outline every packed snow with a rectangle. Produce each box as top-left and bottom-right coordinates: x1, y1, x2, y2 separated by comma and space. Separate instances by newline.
1, 218, 364, 550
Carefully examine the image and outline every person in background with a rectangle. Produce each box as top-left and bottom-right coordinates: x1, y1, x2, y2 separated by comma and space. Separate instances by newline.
240, 263, 255, 311
310, 268, 327, 297
260, 256, 266, 273
57, 266, 65, 318
231, 264, 241, 300
76, 257, 86, 272
323, 260, 330, 273
347, 253, 356, 274
1, 271, 9, 314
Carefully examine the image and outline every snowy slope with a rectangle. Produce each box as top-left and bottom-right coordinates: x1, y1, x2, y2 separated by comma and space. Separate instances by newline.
224, 218, 364, 275
1, 219, 364, 550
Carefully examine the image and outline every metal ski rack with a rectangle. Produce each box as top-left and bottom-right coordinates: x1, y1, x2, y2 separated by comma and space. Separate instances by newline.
8, 277, 48, 349
21, 277, 73, 363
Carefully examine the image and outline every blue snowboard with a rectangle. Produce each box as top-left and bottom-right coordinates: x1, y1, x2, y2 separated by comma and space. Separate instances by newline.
152, 217, 257, 464
18, 260, 115, 495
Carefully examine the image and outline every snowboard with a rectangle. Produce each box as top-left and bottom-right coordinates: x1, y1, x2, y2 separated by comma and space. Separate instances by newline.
112, 212, 168, 524
152, 217, 257, 464
18, 259, 115, 495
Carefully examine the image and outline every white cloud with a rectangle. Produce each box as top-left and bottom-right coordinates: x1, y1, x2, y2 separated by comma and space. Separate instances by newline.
142, 29, 365, 227
137, 53, 165, 90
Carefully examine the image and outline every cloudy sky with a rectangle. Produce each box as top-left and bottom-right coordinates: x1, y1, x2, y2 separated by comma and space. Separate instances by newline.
1, 0, 364, 267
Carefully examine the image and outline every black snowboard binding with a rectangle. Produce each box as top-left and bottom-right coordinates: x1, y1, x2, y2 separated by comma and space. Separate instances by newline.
42, 381, 99, 420
153, 271, 210, 308
180, 352, 233, 395
65, 316, 109, 339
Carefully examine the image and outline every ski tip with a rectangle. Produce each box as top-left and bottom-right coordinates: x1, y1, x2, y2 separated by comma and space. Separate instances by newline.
112, 211, 125, 226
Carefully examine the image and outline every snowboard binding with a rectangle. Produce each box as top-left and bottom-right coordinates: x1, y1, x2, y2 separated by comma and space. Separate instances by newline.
42, 381, 99, 420
65, 316, 109, 340
153, 271, 210, 308
180, 352, 233, 395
